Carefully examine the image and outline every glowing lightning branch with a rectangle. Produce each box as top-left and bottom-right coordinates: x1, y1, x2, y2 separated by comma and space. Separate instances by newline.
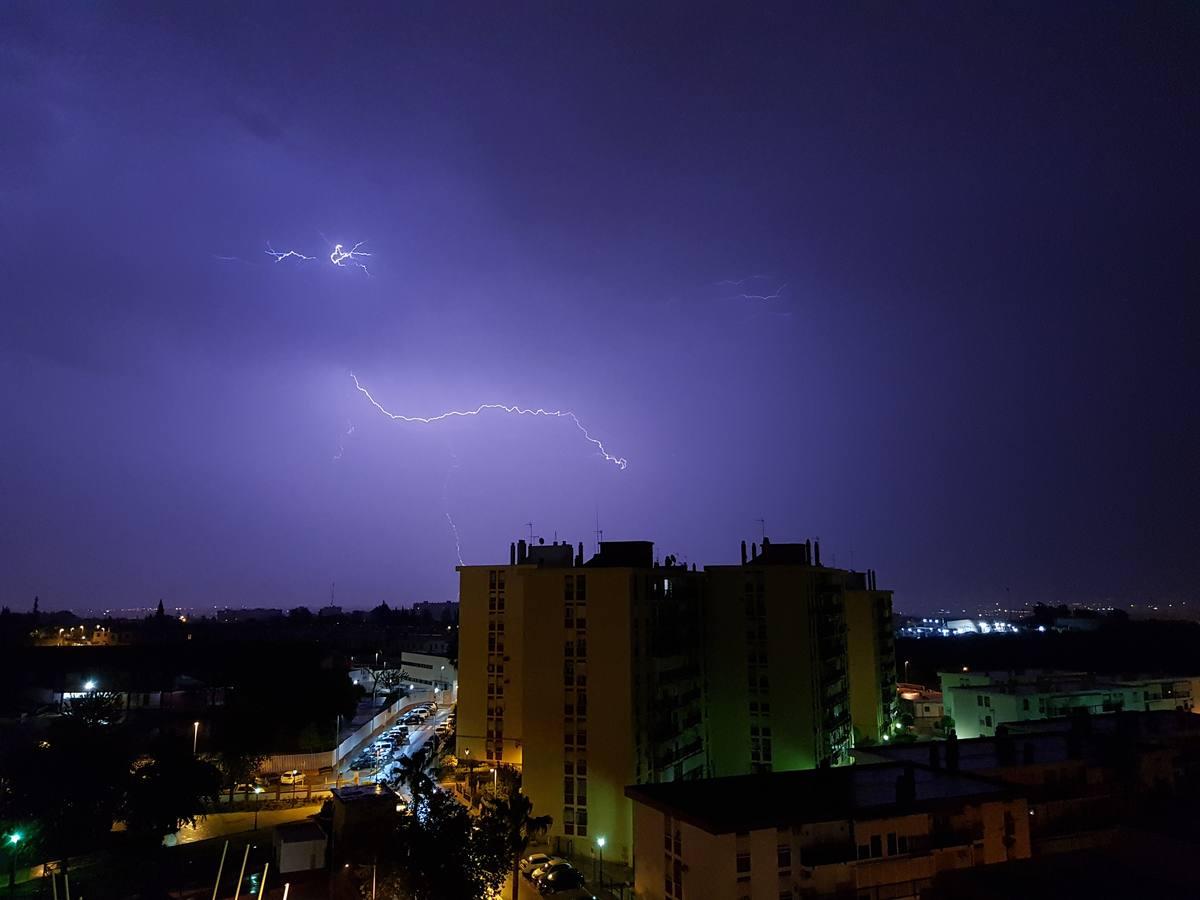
330, 241, 371, 274
265, 244, 316, 263
350, 374, 629, 470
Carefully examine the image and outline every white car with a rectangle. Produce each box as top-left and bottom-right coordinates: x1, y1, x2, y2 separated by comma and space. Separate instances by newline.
520, 853, 552, 875
279, 769, 305, 785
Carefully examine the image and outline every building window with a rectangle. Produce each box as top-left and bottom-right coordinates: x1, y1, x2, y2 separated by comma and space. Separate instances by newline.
564, 778, 574, 804
887, 833, 896, 856
986, 715, 992, 727
777, 845, 791, 870
898, 835, 909, 853
563, 808, 574, 835
577, 808, 587, 836
870, 835, 882, 858
977, 696, 983, 707
735, 852, 751, 878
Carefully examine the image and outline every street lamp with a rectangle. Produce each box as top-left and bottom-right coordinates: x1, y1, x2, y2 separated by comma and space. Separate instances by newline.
83, 679, 97, 692
595, 836, 606, 890
6, 831, 22, 893
193, 721, 200, 756
490, 767, 497, 793
904, 660, 911, 682
253, 786, 265, 830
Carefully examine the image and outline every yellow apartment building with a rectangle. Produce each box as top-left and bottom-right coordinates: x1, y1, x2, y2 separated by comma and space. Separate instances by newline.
457, 538, 706, 865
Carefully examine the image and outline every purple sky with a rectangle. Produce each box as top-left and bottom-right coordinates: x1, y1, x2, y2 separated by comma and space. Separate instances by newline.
2, 3, 1196, 613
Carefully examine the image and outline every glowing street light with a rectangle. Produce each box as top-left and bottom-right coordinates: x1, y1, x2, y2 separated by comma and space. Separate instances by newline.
254, 786, 265, 829
6, 831, 22, 891
193, 721, 200, 756
83, 679, 97, 691
595, 835, 606, 890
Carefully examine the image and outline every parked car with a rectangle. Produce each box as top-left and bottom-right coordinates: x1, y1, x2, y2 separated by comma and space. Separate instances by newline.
538, 869, 587, 895
529, 859, 571, 884
434, 722, 451, 735
279, 769, 305, 785
520, 853, 552, 874
233, 781, 264, 794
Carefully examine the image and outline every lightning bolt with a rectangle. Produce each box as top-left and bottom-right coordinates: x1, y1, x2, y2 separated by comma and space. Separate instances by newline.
350, 373, 629, 470
265, 244, 316, 263
716, 275, 786, 302
333, 421, 356, 462
442, 452, 465, 566
330, 241, 371, 274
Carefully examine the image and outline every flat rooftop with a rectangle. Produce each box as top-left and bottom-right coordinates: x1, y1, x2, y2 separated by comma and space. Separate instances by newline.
275, 820, 326, 842
625, 763, 1011, 835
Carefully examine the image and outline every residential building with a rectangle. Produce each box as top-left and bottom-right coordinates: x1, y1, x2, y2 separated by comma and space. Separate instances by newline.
859, 709, 1200, 856
898, 683, 945, 736
457, 538, 705, 865
456, 535, 899, 864
703, 538, 893, 774
845, 572, 898, 743
626, 762, 1030, 900
399, 651, 457, 693
941, 670, 1200, 738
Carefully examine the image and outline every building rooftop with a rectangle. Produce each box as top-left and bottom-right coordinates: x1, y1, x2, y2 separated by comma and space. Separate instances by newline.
859, 710, 1200, 772
625, 763, 1012, 835
330, 784, 397, 804
275, 820, 326, 843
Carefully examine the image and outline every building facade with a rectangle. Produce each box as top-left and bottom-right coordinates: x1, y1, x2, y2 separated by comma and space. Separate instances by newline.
704, 539, 895, 774
627, 763, 1031, 900
457, 539, 705, 864
941, 670, 1200, 739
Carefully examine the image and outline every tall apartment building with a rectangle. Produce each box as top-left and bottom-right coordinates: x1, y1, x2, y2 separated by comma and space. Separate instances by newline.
457, 539, 705, 865
703, 538, 897, 774
845, 570, 899, 743
457, 535, 897, 863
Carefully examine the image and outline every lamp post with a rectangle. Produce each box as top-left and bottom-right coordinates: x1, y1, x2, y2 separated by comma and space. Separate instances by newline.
193, 721, 200, 756
254, 786, 265, 830
595, 835, 605, 891
904, 660, 910, 683
6, 831, 22, 894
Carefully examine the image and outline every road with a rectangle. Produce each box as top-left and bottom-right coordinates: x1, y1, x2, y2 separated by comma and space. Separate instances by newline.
343, 704, 453, 788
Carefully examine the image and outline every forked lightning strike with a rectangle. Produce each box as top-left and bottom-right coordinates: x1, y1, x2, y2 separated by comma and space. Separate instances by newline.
350, 374, 628, 470
266, 244, 315, 263
330, 241, 370, 274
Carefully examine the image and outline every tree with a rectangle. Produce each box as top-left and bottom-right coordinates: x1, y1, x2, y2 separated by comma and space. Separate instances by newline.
481, 787, 552, 900
120, 741, 221, 841
62, 691, 125, 728
288, 605, 313, 623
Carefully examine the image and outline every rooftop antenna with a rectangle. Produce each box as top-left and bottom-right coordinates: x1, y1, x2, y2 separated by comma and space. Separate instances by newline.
524, 522, 535, 543
330, 581, 335, 604
755, 518, 766, 543
594, 504, 603, 553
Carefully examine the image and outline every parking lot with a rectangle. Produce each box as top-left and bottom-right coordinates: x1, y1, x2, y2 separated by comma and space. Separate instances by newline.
345, 699, 455, 790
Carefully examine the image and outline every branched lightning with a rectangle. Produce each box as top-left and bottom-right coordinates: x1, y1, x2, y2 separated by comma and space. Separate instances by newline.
350, 374, 629, 470
717, 275, 787, 302
330, 241, 371, 274
265, 244, 316, 263
333, 422, 356, 462
442, 452, 465, 566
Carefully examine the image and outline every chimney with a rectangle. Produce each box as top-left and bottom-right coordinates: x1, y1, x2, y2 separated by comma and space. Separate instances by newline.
510, 543, 516, 566
762, 536, 770, 548
751, 542, 758, 561
741, 541, 747, 564
814, 541, 822, 566
577, 542, 584, 566
517, 539, 527, 564
804, 540, 812, 565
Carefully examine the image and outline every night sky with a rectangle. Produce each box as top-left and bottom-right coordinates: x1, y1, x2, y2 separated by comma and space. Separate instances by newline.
2, 3, 1196, 613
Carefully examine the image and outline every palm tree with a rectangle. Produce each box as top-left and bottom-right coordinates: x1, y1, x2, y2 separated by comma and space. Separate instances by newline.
485, 791, 552, 900
398, 748, 433, 802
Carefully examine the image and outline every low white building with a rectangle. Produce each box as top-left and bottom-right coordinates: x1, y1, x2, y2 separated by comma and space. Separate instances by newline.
400, 652, 457, 699
274, 820, 327, 873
